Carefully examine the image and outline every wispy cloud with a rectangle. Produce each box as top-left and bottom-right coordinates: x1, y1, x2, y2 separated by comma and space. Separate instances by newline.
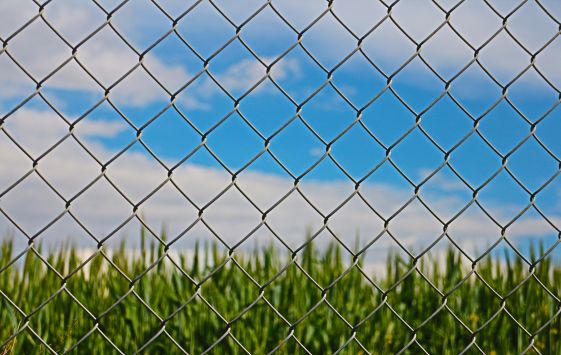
0, 1, 191, 106
1, 109, 558, 265
180, 56, 301, 109
3, 0, 560, 111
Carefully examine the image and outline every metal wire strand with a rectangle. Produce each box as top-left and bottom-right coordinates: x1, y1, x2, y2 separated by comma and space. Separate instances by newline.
0, 0, 560, 353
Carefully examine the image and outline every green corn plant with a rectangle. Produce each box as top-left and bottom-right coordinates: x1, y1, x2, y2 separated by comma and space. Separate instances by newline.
0, 232, 559, 354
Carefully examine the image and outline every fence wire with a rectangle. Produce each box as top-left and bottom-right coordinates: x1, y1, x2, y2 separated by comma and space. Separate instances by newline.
1, 0, 561, 354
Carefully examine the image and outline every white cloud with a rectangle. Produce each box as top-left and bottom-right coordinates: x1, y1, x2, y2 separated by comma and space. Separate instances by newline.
1, 108, 127, 156
0, 0, 192, 107
1, 109, 559, 274
186, 56, 301, 108
1, 1, 561, 274
78, 119, 127, 139
4, 0, 561, 111
215, 56, 300, 95
0, 1, 301, 111
176, 0, 561, 89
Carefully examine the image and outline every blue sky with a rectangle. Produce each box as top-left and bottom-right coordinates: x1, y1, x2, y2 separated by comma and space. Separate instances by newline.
1, 0, 561, 267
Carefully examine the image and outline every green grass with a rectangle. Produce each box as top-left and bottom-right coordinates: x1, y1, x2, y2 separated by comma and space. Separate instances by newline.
0, 231, 560, 354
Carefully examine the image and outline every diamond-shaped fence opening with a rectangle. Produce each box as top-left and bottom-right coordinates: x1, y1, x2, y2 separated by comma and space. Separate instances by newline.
1, 0, 561, 354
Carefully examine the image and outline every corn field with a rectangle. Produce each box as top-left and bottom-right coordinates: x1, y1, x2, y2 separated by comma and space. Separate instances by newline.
1, 232, 560, 354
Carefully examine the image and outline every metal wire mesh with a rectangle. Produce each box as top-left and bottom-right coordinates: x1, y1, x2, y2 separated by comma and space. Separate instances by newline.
1, 0, 561, 353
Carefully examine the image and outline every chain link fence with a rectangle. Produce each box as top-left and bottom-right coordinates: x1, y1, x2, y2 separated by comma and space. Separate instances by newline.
1, 0, 561, 353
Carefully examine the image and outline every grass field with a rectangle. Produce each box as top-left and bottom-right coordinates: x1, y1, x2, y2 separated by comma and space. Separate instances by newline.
0, 231, 560, 354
